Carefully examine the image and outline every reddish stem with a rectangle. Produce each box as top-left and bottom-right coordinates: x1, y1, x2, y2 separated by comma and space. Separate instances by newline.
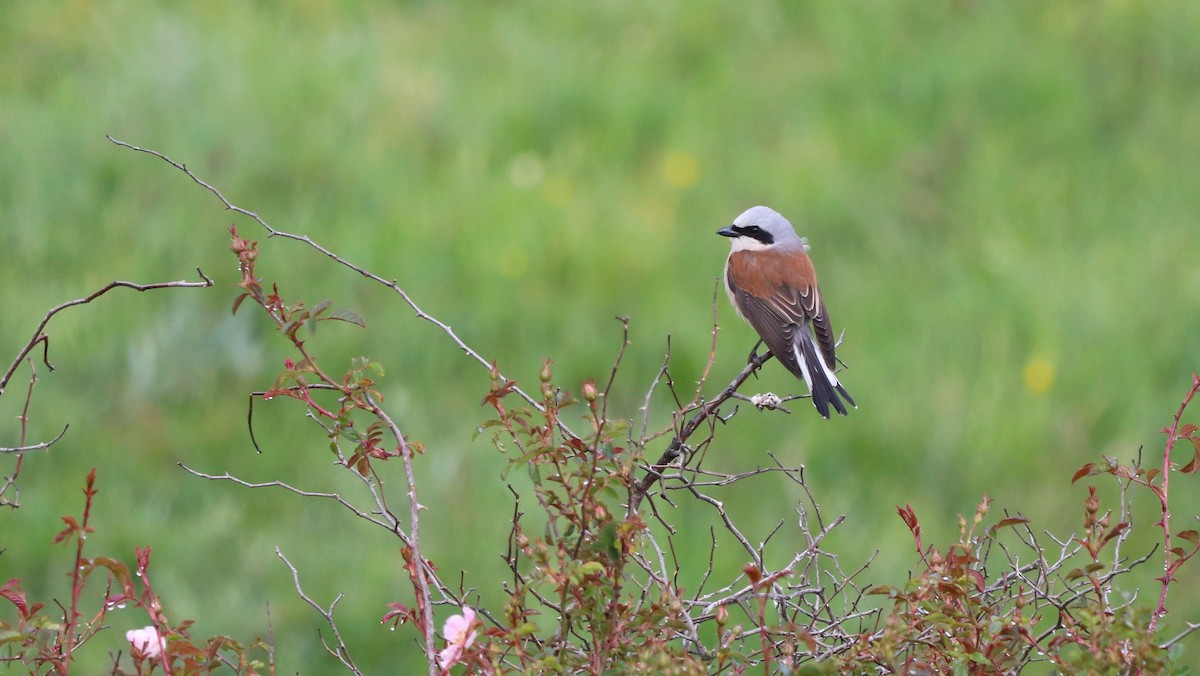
1149, 373, 1200, 634
58, 469, 98, 674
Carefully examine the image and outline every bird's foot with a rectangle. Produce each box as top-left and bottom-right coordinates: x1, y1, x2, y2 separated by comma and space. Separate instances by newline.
747, 339, 765, 364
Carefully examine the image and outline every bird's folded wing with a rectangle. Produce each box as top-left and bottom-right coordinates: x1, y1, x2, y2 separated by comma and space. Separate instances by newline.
728, 276, 815, 379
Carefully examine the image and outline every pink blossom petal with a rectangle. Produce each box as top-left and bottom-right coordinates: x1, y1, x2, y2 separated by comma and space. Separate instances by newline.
126, 625, 164, 658
438, 607, 478, 669
437, 643, 463, 670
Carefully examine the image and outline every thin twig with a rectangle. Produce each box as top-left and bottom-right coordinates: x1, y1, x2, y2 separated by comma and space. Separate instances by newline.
178, 464, 392, 529
275, 547, 363, 676
631, 350, 774, 508
0, 425, 69, 454
0, 269, 214, 396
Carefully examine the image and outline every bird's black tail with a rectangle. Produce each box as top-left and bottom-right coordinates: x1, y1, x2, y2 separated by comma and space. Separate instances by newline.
792, 326, 854, 418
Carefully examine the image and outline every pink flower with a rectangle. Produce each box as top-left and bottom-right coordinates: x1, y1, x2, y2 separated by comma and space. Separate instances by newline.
437, 607, 478, 670
126, 625, 165, 658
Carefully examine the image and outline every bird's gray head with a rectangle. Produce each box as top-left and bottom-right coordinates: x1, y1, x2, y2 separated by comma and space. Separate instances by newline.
716, 206, 808, 252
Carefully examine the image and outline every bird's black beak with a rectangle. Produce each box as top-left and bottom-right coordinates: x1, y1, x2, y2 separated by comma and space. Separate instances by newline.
716, 225, 738, 238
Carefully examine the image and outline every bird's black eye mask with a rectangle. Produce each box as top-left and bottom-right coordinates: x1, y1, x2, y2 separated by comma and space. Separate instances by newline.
733, 224, 773, 245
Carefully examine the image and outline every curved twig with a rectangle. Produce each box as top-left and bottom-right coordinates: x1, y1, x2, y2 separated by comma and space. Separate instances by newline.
0, 269, 214, 396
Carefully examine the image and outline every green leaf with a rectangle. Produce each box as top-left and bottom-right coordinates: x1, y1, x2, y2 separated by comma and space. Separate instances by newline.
327, 308, 366, 328
598, 521, 620, 559
515, 622, 538, 637
578, 561, 605, 577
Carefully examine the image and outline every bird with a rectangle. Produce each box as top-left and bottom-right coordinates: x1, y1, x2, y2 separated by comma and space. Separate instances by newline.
717, 206, 855, 418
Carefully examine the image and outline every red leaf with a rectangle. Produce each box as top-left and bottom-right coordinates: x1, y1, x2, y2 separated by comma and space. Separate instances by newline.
1111, 464, 1137, 480
0, 579, 30, 619
1178, 530, 1200, 547
1071, 463, 1095, 484
136, 546, 152, 575
967, 569, 986, 592
988, 516, 1031, 534
897, 504, 920, 536
382, 601, 415, 627
743, 564, 762, 586
53, 515, 80, 543
1180, 448, 1200, 475
231, 293, 249, 316
1181, 423, 1199, 436
1102, 523, 1129, 546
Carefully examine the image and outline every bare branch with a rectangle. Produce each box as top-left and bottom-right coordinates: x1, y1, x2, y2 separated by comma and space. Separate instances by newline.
275, 547, 362, 675
1162, 621, 1200, 649
631, 349, 775, 508
106, 136, 576, 442
0, 425, 68, 454
0, 268, 214, 396
178, 464, 393, 530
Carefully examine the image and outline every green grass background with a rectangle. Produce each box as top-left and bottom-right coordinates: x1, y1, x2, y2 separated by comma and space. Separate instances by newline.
3, 1, 1200, 672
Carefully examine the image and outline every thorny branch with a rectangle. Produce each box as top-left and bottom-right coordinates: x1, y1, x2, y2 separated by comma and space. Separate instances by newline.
106, 136, 574, 442
631, 349, 773, 508
107, 135, 563, 670
1149, 374, 1200, 633
55, 137, 1193, 673
630, 321, 848, 508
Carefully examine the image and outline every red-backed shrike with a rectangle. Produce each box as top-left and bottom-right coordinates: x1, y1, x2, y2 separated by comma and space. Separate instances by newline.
718, 206, 855, 418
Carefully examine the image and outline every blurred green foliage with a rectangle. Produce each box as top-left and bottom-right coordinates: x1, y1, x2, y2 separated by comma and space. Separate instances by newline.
3, 0, 1200, 672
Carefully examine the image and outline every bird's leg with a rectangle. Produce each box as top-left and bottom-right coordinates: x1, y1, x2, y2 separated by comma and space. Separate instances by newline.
747, 339, 765, 364
747, 339, 767, 379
